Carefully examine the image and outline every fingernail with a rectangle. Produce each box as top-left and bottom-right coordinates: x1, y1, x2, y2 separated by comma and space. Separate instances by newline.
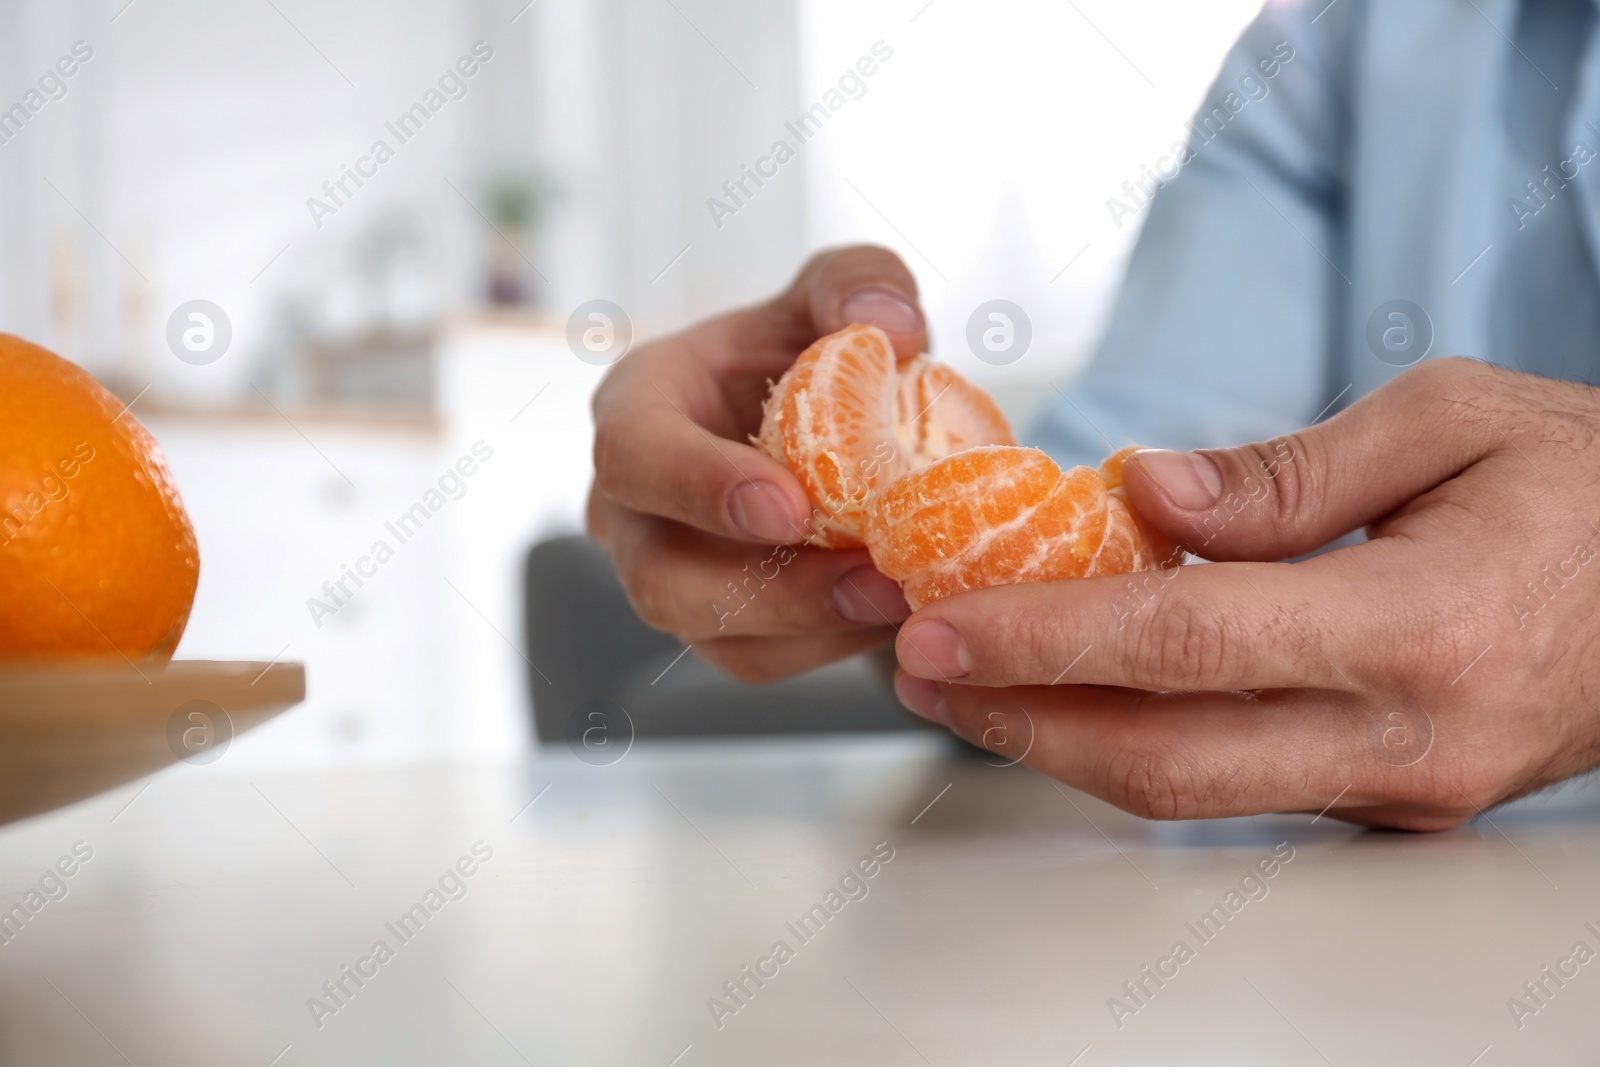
894, 671, 950, 725
832, 565, 911, 624
899, 620, 971, 680
729, 482, 803, 542
840, 287, 921, 337
1129, 449, 1223, 510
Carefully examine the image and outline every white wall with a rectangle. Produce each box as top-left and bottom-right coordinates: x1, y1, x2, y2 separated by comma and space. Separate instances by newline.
524, 0, 812, 332
2, 0, 1265, 397
0, 0, 508, 397
797, 0, 1265, 426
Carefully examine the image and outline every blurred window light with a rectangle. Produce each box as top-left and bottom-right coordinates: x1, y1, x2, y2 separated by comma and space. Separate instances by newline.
797, 0, 1266, 413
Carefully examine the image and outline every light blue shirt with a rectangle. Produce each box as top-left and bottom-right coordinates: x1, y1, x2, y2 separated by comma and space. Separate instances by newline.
1032, 0, 1600, 464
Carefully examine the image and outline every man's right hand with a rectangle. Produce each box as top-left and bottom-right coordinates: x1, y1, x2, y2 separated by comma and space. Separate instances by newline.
587, 245, 925, 683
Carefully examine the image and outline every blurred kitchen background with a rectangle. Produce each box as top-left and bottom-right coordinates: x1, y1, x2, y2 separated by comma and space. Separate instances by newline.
0, 0, 1262, 767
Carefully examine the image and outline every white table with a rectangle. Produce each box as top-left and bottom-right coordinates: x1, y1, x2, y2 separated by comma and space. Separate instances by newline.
0, 734, 1596, 1065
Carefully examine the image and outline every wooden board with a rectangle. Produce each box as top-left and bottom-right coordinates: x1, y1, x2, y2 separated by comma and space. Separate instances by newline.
0, 659, 305, 825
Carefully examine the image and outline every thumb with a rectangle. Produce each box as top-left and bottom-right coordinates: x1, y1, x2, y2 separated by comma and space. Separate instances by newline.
779, 244, 928, 360
1119, 358, 1502, 561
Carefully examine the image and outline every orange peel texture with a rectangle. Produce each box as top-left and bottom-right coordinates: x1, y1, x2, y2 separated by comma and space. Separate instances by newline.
0, 333, 199, 661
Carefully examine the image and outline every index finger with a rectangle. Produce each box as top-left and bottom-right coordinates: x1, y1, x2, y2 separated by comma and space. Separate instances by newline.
895, 554, 1371, 692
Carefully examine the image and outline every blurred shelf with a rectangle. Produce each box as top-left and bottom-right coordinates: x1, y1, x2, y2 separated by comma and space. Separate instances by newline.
442, 306, 566, 337
132, 398, 443, 437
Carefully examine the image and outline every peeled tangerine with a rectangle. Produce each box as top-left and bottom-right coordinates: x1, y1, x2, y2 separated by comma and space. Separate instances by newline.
755, 323, 1015, 548
865, 444, 1175, 610
757, 324, 1174, 610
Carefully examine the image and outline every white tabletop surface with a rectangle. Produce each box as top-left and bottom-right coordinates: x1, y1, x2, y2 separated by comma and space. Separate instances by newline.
1, 733, 1597, 1066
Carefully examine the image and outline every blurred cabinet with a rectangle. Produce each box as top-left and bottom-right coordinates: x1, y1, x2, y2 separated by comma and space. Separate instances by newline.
432, 314, 604, 759
140, 315, 600, 768
145, 410, 447, 768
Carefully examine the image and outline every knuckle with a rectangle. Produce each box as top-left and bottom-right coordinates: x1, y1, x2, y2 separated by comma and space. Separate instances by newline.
1102, 729, 1277, 821
803, 247, 844, 283
1402, 356, 1507, 434
590, 419, 626, 498
1133, 595, 1237, 689
942, 691, 990, 747
623, 581, 674, 634
1443, 739, 1528, 808
1418, 605, 1490, 688
1103, 738, 1203, 822
726, 662, 783, 685
695, 640, 789, 685
1187, 435, 1318, 555
1371, 724, 1523, 824
1451, 761, 1514, 811
617, 545, 681, 634
784, 247, 849, 311
765, 565, 823, 630
1236, 432, 1319, 540
1403, 810, 1475, 832
816, 243, 915, 295
1397, 763, 1497, 825
1396, 355, 1511, 423
797, 246, 840, 277
998, 607, 1072, 683
822, 241, 903, 274
1411, 354, 1491, 391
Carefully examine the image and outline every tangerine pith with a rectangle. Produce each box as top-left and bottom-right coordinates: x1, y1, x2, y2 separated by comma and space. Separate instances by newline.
0, 334, 199, 660
756, 324, 1015, 547
756, 325, 1173, 607
865, 444, 1176, 610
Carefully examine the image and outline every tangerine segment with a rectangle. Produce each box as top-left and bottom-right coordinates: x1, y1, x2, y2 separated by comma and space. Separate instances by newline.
0, 333, 199, 660
864, 445, 1175, 610
1098, 445, 1137, 491
1098, 444, 1178, 570
756, 324, 1015, 547
895, 360, 1015, 468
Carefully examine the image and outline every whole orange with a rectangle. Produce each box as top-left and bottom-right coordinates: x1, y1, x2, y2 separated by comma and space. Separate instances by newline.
0, 334, 198, 661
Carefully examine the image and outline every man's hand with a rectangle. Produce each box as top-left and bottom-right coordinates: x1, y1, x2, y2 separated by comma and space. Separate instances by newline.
892, 358, 1600, 829
588, 245, 923, 683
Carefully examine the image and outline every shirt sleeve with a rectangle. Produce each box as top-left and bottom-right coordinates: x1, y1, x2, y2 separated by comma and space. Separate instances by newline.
1029, 0, 1356, 467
